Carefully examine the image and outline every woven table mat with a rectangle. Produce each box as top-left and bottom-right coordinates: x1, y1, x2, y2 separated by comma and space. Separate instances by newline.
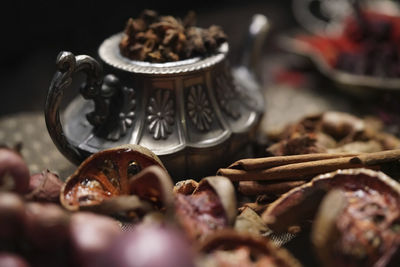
0, 112, 75, 179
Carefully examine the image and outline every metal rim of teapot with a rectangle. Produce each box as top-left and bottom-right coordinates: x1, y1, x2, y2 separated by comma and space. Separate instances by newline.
99, 33, 229, 75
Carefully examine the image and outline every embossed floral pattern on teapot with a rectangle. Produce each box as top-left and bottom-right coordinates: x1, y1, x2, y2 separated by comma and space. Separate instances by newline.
45, 14, 269, 179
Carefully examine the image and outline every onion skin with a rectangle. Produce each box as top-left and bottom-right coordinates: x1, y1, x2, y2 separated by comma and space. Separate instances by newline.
0, 148, 30, 194
95, 223, 195, 267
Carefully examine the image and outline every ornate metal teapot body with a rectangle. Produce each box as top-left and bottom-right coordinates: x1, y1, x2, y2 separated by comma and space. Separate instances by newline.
45, 14, 268, 179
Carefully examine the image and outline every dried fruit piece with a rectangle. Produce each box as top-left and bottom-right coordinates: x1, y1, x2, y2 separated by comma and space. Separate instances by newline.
78, 165, 174, 222
262, 168, 400, 233
174, 176, 236, 241
311, 182, 400, 266
311, 189, 348, 267
198, 230, 301, 267
263, 168, 400, 266
234, 207, 270, 236
173, 179, 198, 195
129, 165, 174, 211
239, 201, 270, 215
80, 195, 153, 220
60, 144, 166, 211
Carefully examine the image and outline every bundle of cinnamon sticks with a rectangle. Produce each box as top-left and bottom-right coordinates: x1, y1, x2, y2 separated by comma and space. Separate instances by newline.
218, 150, 400, 197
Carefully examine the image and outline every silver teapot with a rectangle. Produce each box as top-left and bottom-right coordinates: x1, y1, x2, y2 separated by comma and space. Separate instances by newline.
45, 14, 269, 179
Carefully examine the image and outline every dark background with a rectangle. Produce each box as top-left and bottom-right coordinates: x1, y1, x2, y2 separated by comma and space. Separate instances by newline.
0, 0, 295, 116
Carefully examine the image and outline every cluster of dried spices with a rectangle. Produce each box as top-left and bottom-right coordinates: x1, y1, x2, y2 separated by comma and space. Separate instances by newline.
119, 10, 227, 62
265, 111, 400, 156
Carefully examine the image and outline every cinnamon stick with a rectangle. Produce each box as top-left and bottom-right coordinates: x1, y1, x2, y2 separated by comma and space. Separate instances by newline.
218, 156, 369, 182
219, 150, 400, 182
350, 149, 400, 166
229, 152, 358, 171
238, 180, 306, 196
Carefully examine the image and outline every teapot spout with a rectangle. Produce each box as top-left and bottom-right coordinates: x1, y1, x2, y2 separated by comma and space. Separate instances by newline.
239, 14, 270, 79
231, 14, 269, 114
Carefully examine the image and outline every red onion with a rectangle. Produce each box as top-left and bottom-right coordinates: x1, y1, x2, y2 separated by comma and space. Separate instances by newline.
0, 148, 30, 194
96, 223, 195, 267
0, 192, 25, 241
69, 212, 122, 266
24, 202, 70, 250
0, 253, 30, 267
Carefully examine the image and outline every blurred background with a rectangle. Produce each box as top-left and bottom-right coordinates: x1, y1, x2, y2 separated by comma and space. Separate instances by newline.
0, 0, 295, 116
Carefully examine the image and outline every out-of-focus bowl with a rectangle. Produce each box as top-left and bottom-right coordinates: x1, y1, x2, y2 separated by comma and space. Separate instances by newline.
279, 32, 400, 98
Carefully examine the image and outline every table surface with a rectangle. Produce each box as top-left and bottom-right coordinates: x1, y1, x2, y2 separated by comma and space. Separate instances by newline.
2, 3, 400, 266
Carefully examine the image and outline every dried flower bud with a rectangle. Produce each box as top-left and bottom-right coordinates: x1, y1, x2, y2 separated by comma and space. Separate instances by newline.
25, 169, 64, 203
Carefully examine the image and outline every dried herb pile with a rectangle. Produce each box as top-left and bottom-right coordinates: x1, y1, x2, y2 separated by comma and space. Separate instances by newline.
299, 11, 400, 78
119, 10, 227, 62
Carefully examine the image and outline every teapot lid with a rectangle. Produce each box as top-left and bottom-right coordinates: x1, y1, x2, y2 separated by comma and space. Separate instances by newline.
99, 33, 228, 75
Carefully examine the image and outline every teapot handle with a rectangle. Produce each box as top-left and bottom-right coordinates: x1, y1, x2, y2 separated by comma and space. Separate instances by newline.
45, 51, 104, 165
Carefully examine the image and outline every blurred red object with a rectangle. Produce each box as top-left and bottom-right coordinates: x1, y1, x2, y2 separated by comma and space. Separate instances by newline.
298, 11, 400, 76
